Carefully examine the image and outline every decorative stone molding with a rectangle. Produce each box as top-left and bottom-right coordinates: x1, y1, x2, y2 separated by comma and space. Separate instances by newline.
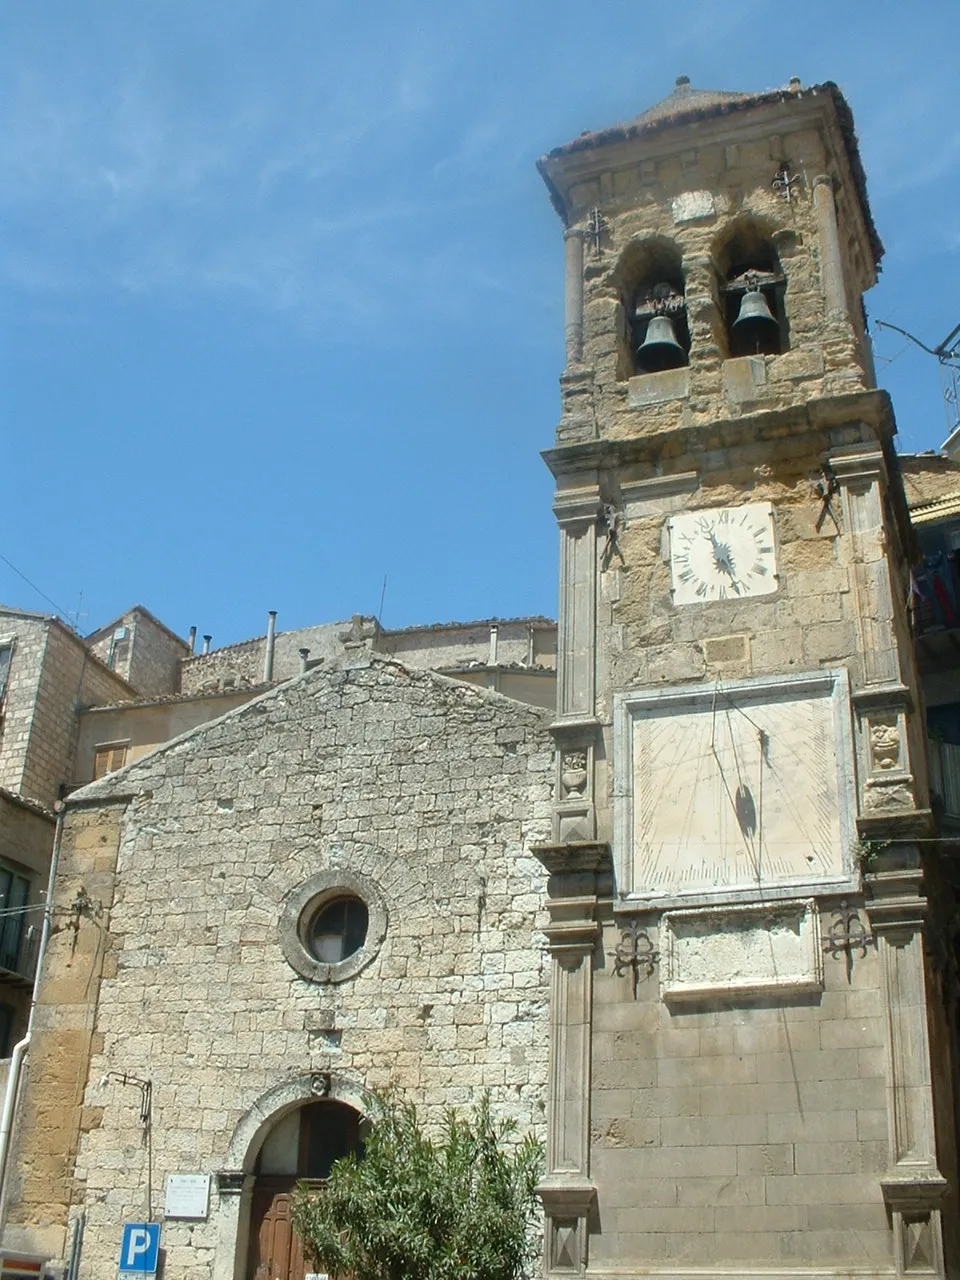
862, 857, 947, 1276
279, 867, 387, 985
537, 1177, 597, 1276
554, 743, 595, 843
553, 486, 600, 767
660, 899, 822, 1003
533, 843, 609, 1279
563, 229, 585, 368
830, 444, 904, 692
812, 173, 849, 320
613, 670, 858, 907
619, 471, 699, 520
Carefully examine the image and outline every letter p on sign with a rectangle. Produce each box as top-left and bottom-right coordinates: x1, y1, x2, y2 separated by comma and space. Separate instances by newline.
119, 1222, 160, 1276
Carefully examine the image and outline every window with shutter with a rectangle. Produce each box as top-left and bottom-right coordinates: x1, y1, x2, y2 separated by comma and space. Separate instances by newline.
93, 743, 129, 780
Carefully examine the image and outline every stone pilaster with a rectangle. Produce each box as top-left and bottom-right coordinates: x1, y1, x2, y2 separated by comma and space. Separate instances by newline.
563, 230, 585, 369
813, 173, 849, 321
533, 843, 610, 1278
552, 485, 602, 842
866, 859, 948, 1278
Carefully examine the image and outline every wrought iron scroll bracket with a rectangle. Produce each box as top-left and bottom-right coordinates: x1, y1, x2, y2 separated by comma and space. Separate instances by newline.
586, 206, 608, 256
822, 899, 874, 982
610, 919, 659, 999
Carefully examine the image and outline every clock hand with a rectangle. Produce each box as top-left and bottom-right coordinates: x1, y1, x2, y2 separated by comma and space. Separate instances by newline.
709, 533, 742, 593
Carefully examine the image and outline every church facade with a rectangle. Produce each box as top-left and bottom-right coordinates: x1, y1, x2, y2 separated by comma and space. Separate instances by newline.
3, 78, 960, 1280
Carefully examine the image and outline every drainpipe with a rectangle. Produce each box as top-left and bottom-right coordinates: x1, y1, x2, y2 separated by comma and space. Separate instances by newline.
263, 612, 278, 683
0, 809, 65, 1237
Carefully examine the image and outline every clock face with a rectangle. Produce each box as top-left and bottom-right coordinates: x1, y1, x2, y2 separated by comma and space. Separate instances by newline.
614, 672, 856, 904
669, 503, 777, 605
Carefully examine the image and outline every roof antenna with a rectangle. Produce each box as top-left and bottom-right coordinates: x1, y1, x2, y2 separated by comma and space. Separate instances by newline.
377, 575, 387, 627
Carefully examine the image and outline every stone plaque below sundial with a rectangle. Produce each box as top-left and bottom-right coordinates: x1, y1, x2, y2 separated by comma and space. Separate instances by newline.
613, 670, 857, 905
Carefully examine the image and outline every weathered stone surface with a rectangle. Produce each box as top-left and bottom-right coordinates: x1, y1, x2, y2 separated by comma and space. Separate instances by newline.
7, 661, 553, 1276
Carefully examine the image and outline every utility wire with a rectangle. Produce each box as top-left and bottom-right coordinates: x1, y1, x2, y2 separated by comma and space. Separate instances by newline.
0, 552, 76, 627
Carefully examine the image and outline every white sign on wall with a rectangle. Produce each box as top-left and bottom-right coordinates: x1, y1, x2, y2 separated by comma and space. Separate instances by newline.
164, 1173, 211, 1220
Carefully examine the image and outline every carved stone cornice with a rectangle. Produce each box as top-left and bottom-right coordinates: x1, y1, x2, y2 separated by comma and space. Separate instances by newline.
851, 682, 914, 713
552, 485, 602, 527
533, 841, 612, 877
857, 809, 934, 843
880, 1169, 950, 1213
536, 1175, 597, 1218
549, 716, 603, 739
541, 389, 896, 477
828, 444, 887, 485
864, 867, 927, 933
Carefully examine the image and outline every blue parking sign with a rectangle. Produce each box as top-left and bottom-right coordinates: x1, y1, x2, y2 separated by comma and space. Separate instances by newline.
119, 1223, 160, 1276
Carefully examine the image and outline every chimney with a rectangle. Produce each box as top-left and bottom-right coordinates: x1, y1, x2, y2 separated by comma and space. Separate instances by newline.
263, 611, 278, 682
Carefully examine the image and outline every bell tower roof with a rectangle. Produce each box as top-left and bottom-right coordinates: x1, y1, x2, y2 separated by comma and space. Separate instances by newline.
540, 77, 882, 267
629, 75, 751, 126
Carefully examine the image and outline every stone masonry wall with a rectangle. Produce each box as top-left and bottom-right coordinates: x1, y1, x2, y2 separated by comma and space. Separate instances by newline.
125, 611, 189, 695
0, 614, 49, 799
178, 623, 348, 694
591, 914, 889, 1268
179, 619, 558, 697
86, 609, 188, 697
549, 108, 873, 448
19, 625, 133, 809
9, 659, 554, 1277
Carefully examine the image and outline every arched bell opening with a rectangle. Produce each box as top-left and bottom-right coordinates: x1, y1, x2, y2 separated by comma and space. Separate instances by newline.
715, 221, 789, 358
245, 1099, 367, 1280
612, 239, 691, 379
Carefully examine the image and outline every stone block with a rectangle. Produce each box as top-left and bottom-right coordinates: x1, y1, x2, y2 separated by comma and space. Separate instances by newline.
723, 356, 772, 404
756, 1048, 862, 1082
658, 1053, 757, 1088
768, 1109, 858, 1143
764, 1172, 881, 1204
793, 1139, 887, 1176
661, 1113, 768, 1146
676, 1175, 765, 1206
627, 368, 690, 408
819, 1016, 884, 1049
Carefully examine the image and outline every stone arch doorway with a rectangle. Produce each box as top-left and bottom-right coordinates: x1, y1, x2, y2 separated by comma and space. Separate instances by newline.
247, 1098, 365, 1280
217, 1075, 376, 1280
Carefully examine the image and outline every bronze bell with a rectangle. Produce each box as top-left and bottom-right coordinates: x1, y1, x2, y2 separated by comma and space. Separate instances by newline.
636, 314, 686, 373
732, 288, 780, 345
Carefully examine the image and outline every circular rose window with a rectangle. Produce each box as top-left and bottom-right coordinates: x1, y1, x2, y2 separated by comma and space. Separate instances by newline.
307, 896, 369, 964
280, 871, 386, 984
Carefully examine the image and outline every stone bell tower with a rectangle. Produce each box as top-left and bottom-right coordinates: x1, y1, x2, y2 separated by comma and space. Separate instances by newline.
534, 78, 959, 1280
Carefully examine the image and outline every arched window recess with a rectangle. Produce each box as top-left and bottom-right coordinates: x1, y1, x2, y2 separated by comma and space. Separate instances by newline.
633, 279, 690, 374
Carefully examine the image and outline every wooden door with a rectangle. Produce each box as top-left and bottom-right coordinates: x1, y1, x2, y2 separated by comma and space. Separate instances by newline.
248, 1180, 310, 1280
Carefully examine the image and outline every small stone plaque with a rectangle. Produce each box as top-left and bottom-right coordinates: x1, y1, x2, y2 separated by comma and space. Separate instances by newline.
661, 899, 822, 1002
671, 190, 715, 223
164, 1173, 210, 1220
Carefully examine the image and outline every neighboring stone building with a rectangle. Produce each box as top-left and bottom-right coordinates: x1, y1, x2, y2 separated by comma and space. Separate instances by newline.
3, 75, 960, 1280
0, 609, 137, 1059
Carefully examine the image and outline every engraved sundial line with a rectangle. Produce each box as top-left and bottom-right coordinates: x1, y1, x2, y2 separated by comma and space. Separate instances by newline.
630, 680, 845, 896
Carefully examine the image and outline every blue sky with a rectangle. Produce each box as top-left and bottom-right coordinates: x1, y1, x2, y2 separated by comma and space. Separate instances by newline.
2, 1, 958, 647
